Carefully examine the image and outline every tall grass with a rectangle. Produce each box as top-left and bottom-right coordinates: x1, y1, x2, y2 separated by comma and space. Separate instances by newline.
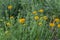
0, 0, 60, 40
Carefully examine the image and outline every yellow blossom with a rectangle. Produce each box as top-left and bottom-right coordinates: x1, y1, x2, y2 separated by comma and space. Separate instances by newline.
8, 5, 12, 10
19, 18, 25, 24
38, 22, 42, 26
10, 16, 14, 19
54, 18, 60, 22
57, 24, 60, 28
34, 16, 39, 20
6, 22, 11, 26
32, 11, 37, 14
43, 16, 48, 20
38, 9, 44, 13
49, 23, 55, 27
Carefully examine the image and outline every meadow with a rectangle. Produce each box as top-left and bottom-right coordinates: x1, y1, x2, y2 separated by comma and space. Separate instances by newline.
0, 0, 60, 40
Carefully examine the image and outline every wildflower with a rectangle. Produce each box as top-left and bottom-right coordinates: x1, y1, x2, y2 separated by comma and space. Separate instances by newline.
19, 18, 25, 24
32, 11, 37, 14
10, 16, 14, 19
57, 24, 60, 28
54, 18, 60, 22
38, 9, 44, 13
43, 16, 48, 20
38, 22, 42, 26
8, 5, 12, 10
34, 16, 39, 20
6, 22, 11, 26
49, 23, 55, 27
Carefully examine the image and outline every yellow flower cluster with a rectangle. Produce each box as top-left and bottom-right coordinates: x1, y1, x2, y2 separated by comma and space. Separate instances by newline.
49, 17, 60, 28
32, 9, 44, 14
49, 22, 60, 28
32, 9, 47, 21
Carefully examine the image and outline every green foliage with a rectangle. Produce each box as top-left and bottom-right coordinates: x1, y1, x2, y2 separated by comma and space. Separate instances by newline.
0, 0, 60, 40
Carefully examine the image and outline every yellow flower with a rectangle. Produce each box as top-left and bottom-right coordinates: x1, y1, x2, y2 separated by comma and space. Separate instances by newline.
49, 23, 55, 27
10, 16, 14, 19
54, 18, 60, 22
57, 24, 60, 28
34, 16, 39, 20
19, 18, 25, 24
38, 9, 44, 13
32, 11, 37, 14
6, 22, 11, 26
8, 5, 12, 10
38, 22, 42, 26
43, 16, 48, 20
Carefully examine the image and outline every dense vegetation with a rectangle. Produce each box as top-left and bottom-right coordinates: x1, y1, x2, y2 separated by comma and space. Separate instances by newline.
0, 0, 60, 40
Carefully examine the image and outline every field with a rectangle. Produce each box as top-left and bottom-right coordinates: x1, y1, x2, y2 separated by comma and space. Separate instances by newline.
0, 0, 60, 40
